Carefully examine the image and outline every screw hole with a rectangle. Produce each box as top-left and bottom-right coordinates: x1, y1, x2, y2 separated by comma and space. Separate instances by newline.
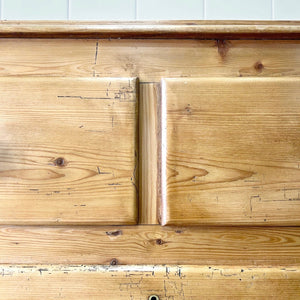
148, 296, 159, 300
110, 258, 118, 265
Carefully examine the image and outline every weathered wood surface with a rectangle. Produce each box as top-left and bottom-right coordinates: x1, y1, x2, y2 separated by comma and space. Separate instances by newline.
0, 226, 299, 265
0, 77, 138, 224
0, 21, 299, 39
162, 77, 300, 225
0, 39, 299, 81
139, 83, 160, 224
0, 265, 299, 299
0, 23, 299, 298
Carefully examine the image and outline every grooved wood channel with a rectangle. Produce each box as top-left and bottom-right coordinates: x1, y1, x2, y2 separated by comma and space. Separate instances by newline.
0, 21, 299, 298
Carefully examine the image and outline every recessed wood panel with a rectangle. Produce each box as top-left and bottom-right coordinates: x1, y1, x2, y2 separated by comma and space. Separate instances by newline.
162, 77, 300, 225
0, 77, 138, 224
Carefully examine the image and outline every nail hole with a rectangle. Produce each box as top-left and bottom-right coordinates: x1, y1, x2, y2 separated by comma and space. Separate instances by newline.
54, 157, 65, 167
148, 295, 159, 300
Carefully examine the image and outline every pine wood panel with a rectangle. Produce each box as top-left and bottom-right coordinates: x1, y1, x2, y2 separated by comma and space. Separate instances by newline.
139, 83, 160, 224
0, 265, 299, 299
0, 77, 138, 224
0, 39, 300, 81
162, 77, 300, 225
0, 226, 299, 265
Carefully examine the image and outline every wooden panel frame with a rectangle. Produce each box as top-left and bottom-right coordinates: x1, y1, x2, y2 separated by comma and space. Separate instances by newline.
0, 21, 299, 298
0, 265, 299, 299
0, 226, 299, 265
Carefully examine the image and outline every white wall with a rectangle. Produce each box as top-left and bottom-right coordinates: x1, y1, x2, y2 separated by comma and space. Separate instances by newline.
0, 0, 299, 21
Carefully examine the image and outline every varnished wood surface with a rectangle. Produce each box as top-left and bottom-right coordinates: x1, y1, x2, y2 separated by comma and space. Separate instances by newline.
139, 83, 160, 224
0, 77, 138, 224
0, 226, 299, 265
0, 265, 299, 299
0, 25, 299, 298
0, 39, 299, 81
0, 21, 299, 39
162, 77, 300, 225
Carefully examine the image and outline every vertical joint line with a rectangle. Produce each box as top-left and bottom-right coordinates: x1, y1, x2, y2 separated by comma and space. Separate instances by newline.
161, 80, 167, 225
135, 0, 138, 20
67, 0, 71, 20
0, 0, 3, 20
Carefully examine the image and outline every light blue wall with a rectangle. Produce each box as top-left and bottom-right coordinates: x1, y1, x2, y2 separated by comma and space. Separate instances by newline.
1, 0, 299, 20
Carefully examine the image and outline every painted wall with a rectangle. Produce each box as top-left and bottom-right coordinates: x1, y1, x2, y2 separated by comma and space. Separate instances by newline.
0, 0, 299, 21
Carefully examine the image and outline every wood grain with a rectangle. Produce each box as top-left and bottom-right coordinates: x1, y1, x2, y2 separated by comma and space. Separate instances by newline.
162, 77, 300, 225
0, 39, 300, 81
0, 265, 299, 299
0, 77, 138, 224
139, 83, 160, 224
0, 20, 299, 39
0, 226, 299, 265
94, 40, 300, 81
0, 24, 299, 298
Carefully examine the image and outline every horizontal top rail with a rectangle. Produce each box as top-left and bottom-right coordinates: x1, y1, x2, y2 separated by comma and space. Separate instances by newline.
0, 20, 299, 39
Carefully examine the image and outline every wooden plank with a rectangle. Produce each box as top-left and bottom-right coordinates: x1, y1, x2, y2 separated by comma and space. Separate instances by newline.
162, 77, 300, 225
0, 226, 299, 265
94, 40, 300, 81
0, 39, 300, 81
0, 39, 96, 77
0, 20, 299, 39
0, 265, 299, 299
139, 83, 160, 224
0, 77, 138, 225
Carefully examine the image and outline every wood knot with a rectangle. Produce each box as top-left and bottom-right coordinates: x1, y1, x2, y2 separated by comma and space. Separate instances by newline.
156, 239, 163, 245
110, 258, 118, 265
254, 61, 264, 72
106, 230, 122, 237
54, 157, 65, 167
216, 40, 231, 59
156, 239, 167, 245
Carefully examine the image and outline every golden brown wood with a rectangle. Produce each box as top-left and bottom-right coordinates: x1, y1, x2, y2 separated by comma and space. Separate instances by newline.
0, 22, 299, 298
0, 21, 299, 39
0, 265, 299, 299
139, 83, 160, 224
0, 77, 138, 225
94, 40, 300, 81
0, 39, 300, 81
0, 39, 96, 77
162, 77, 300, 225
0, 226, 299, 265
